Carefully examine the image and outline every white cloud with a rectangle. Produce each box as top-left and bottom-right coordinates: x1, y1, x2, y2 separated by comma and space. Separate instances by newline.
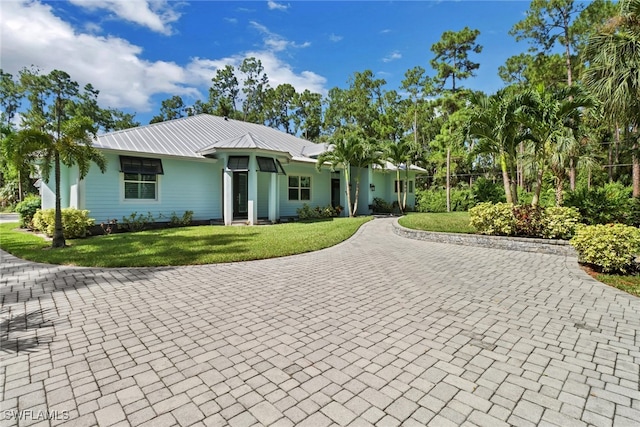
267, 1, 289, 11
68, 0, 182, 35
329, 33, 343, 42
1, 1, 197, 112
224, 17, 238, 24
382, 51, 402, 63
249, 21, 311, 52
1, 1, 327, 116
187, 51, 326, 96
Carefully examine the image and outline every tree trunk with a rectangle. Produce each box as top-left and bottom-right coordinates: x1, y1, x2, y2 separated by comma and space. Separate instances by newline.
563, 12, 572, 87
344, 166, 353, 217
52, 152, 65, 248
608, 137, 614, 182
500, 153, 513, 204
569, 157, 576, 191
446, 147, 451, 212
532, 168, 544, 207
18, 170, 23, 203
633, 140, 640, 198
403, 167, 409, 211
353, 174, 360, 216
555, 176, 564, 206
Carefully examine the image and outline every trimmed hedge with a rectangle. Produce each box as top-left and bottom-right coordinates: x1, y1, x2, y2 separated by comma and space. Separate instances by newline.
15, 195, 41, 228
570, 224, 640, 273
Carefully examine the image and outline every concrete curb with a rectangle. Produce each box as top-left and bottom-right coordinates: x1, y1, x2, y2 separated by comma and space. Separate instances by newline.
392, 218, 578, 257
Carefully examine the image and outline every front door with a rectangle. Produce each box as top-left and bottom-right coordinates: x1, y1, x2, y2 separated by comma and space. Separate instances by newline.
233, 172, 248, 219
331, 178, 341, 208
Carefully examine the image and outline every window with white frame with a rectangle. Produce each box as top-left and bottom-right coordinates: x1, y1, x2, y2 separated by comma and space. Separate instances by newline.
120, 156, 163, 200
124, 173, 158, 199
288, 176, 311, 201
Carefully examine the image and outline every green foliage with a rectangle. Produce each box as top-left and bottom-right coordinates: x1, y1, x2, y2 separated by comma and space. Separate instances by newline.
296, 204, 342, 220
121, 212, 155, 232
565, 183, 632, 225
469, 202, 515, 236
15, 195, 41, 228
371, 198, 394, 214
513, 204, 546, 237
543, 207, 581, 239
571, 224, 640, 273
472, 178, 506, 203
399, 212, 475, 234
32, 208, 94, 238
169, 210, 194, 227
416, 188, 475, 213
470, 202, 580, 239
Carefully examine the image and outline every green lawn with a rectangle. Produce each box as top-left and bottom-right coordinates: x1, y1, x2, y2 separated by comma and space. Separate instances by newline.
593, 273, 640, 297
398, 212, 475, 234
0, 217, 370, 267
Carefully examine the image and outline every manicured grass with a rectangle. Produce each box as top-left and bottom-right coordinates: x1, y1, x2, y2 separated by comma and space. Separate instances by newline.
0, 217, 370, 267
593, 273, 640, 297
398, 212, 475, 234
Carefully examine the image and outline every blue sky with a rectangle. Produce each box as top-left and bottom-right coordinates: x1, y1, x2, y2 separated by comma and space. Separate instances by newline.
1, 1, 534, 125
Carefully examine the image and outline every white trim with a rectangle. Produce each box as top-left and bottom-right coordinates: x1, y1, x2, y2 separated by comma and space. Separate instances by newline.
120, 172, 162, 204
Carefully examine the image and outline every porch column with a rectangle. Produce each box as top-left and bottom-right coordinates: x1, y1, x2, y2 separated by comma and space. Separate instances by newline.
268, 172, 277, 222
222, 155, 233, 225
248, 154, 258, 225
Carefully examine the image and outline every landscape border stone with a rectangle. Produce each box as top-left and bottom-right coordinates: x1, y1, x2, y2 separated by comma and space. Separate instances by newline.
392, 217, 578, 257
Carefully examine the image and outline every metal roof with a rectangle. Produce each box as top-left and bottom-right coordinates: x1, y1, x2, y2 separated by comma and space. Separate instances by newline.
95, 114, 319, 159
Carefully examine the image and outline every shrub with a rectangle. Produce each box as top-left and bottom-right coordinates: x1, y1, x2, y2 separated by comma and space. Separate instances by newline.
469, 202, 515, 235
372, 197, 394, 213
416, 188, 475, 212
169, 210, 194, 227
470, 203, 581, 239
32, 208, 95, 238
513, 205, 546, 237
472, 178, 505, 204
296, 204, 341, 220
543, 207, 581, 239
565, 183, 631, 225
570, 224, 640, 273
15, 195, 41, 228
121, 212, 155, 232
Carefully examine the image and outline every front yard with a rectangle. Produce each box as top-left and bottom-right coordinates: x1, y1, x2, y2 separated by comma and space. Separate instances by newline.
0, 217, 370, 267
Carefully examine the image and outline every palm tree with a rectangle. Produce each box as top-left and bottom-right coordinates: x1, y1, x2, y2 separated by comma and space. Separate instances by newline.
521, 85, 593, 206
384, 140, 410, 213
14, 70, 106, 248
316, 134, 383, 217
583, 0, 640, 197
467, 88, 528, 204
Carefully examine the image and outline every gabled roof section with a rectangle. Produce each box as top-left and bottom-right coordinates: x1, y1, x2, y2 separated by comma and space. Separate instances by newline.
197, 132, 289, 157
95, 114, 320, 159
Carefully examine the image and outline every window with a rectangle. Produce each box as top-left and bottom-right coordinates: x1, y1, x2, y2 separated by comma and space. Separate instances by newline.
257, 156, 277, 173
125, 173, 157, 199
120, 156, 162, 200
408, 180, 414, 193
289, 176, 311, 201
394, 180, 404, 193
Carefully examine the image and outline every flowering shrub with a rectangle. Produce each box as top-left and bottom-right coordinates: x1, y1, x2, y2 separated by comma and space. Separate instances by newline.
32, 208, 95, 238
570, 224, 640, 273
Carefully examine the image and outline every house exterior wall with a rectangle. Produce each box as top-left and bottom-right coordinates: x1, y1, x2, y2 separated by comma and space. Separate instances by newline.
279, 162, 332, 217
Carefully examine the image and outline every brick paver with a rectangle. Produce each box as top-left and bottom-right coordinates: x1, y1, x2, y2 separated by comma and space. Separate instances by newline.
1, 217, 639, 426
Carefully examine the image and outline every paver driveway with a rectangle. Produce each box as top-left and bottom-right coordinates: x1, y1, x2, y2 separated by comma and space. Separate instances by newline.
1, 217, 639, 426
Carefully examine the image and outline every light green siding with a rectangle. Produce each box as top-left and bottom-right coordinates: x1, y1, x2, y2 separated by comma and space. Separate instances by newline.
78, 153, 221, 222
279, 162, 332, 217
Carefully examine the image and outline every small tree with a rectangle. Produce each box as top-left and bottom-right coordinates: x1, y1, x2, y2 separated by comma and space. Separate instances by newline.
316, 134, 383, 217
14, 70, 106, 248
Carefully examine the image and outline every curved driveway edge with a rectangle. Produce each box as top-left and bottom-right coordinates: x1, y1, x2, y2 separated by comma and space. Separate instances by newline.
1, 217, 639, 426
392, 218, 578, 257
